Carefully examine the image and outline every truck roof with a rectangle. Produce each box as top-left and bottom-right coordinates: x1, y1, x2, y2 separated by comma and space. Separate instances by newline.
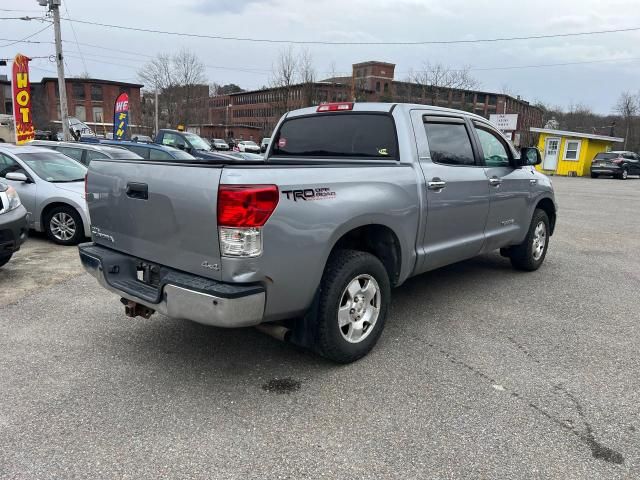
285, 102, 490, 123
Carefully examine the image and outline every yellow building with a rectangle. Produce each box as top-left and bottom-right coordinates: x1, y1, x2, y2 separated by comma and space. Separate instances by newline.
530, 128, 625, 177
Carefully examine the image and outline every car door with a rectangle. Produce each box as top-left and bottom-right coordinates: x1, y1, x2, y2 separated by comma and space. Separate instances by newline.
412, 112, 491, 272
0, 152, 37, 225
624, 153, 640, 174
472, 122, 533, 250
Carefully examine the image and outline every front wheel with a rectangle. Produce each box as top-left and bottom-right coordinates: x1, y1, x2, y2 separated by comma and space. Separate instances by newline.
311, 250, 391, 363
508, 209, 550, 271
45, 205, 84, 245
590, 172, 599, 178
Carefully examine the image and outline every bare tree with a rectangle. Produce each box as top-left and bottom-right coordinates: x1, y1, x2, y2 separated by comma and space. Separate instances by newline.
410, 63, 480, 105
138, 49, 208, 128
269, 47, 300, 119
614, 91, 639, 149
298, 48, 317, 105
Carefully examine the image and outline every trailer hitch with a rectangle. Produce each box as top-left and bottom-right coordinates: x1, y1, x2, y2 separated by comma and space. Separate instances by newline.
120, 298, 155, 319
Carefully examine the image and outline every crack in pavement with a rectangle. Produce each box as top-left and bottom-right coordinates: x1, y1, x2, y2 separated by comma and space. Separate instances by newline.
426, 343, 625, 465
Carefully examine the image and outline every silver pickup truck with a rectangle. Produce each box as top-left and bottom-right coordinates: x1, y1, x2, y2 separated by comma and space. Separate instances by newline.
80, 102, 557, 363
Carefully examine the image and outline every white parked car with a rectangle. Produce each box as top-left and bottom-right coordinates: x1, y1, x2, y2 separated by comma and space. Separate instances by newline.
238, 140, 261, 153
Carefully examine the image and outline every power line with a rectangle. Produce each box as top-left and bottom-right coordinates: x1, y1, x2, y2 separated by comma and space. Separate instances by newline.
62, 18, 640, 45
62, 1, 88, 74
0, 8, 44, 13
0, 23, 52, 48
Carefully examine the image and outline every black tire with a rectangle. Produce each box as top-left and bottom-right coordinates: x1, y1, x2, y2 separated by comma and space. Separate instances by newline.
590, 172, 598, 178
509, 209, 550, 271
0, 253, 12, 268
619, 168, 629, 180
44, 205, 84, 246
311, 250, 391, 363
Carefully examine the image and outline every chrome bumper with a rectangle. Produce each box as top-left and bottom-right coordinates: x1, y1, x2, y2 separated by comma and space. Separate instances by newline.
79, 243, 265, 328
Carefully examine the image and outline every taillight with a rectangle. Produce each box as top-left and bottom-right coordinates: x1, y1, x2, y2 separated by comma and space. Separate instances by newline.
317, 102, 354, 112
217, 185, 279, 257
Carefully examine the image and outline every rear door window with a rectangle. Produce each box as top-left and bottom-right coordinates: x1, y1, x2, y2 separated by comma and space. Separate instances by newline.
424, 121, 476, 166
57, 147, 85, 163
272, 114, 398, 160
128, 145, 150, 159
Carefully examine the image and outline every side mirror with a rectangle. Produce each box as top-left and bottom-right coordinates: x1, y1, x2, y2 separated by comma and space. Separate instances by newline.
5, 172, 29, 182
519, 147, 541, 166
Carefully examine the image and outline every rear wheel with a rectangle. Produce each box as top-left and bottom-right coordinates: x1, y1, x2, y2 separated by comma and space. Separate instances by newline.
311, 250, 390, 363
0, 253, 12, 268
590, 172, 599, 178
508, 209, 550, 271
45, 205, 84, 245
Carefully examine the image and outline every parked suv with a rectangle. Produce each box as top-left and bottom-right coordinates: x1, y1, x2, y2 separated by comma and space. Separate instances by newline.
81, 103, 556, 363
591, 151, 640, 179
0, 181, 28, 267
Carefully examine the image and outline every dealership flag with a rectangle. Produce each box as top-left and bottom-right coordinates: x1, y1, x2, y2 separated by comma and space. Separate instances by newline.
11, 54, 35, 144
113, 92, 129, 140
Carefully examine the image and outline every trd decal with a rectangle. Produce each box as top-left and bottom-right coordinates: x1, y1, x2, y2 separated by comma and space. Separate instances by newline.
282, 187, 336, 201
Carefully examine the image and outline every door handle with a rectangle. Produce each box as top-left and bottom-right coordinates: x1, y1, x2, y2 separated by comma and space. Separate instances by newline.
427, 179, 447, 190
489, 177, 502, 187
126, 182, 148, 200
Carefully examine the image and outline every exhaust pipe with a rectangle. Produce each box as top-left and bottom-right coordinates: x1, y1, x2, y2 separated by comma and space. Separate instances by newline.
255, 323, 291, 342
121, 298, 155, 319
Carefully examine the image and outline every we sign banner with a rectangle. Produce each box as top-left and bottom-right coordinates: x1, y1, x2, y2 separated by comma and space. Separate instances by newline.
113, 92, 129, 140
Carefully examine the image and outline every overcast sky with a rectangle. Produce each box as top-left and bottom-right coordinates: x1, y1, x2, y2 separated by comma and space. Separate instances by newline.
3, 0, 640, 113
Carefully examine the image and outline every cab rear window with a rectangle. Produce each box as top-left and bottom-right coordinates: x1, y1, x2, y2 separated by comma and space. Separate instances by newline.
272, 114, 398, 160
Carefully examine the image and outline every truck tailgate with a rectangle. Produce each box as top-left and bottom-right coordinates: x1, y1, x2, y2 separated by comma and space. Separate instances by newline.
86, 160, 223, 280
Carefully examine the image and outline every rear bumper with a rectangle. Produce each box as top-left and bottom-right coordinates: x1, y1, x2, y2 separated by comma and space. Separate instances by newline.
591, 166, 621, 174
78, 243, 266, 328
0, 205, 29, 255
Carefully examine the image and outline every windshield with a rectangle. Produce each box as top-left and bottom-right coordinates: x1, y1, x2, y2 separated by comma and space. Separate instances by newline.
17, 151, 87, 182
184, 133, 211, 150
105, 148, 141, 159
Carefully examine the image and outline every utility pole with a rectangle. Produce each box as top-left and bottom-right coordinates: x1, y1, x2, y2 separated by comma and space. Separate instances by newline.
154, 81, 159, 136
40, 0, 70, 141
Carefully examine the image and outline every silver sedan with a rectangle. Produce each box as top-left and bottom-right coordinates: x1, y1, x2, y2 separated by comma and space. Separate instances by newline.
0, 144, 89, 245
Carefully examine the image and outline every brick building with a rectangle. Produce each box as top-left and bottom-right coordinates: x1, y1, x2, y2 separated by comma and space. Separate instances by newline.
36, 77, 143, 135
200, 60, 542, 146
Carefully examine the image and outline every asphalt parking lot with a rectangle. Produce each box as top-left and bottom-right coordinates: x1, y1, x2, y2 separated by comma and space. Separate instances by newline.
1, 176, 639, 479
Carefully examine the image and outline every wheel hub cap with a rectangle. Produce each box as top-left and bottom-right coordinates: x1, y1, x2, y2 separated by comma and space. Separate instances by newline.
50, 212, 76, 241
338, 274, 381, 344
532, 221, 547, 260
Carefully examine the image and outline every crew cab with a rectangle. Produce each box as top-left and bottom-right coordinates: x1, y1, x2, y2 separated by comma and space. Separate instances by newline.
80, 103, 557, 363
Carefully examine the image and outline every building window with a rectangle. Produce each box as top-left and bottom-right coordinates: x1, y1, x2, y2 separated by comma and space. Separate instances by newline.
383, 83, 389, 93
92, 107, 103, 123
465, 92, 475, 104
476, 94, 486, 104
451, 91, 463, 103
563, 140, 581, 161
376, 81, 380, 92
75, 105, 86, 121
73, 83, 85, 100
488, 95, 497, 106
91, 85, 103, 101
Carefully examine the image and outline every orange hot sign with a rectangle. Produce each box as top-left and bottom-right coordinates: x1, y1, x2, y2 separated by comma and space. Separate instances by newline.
12, 54, 35, 144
